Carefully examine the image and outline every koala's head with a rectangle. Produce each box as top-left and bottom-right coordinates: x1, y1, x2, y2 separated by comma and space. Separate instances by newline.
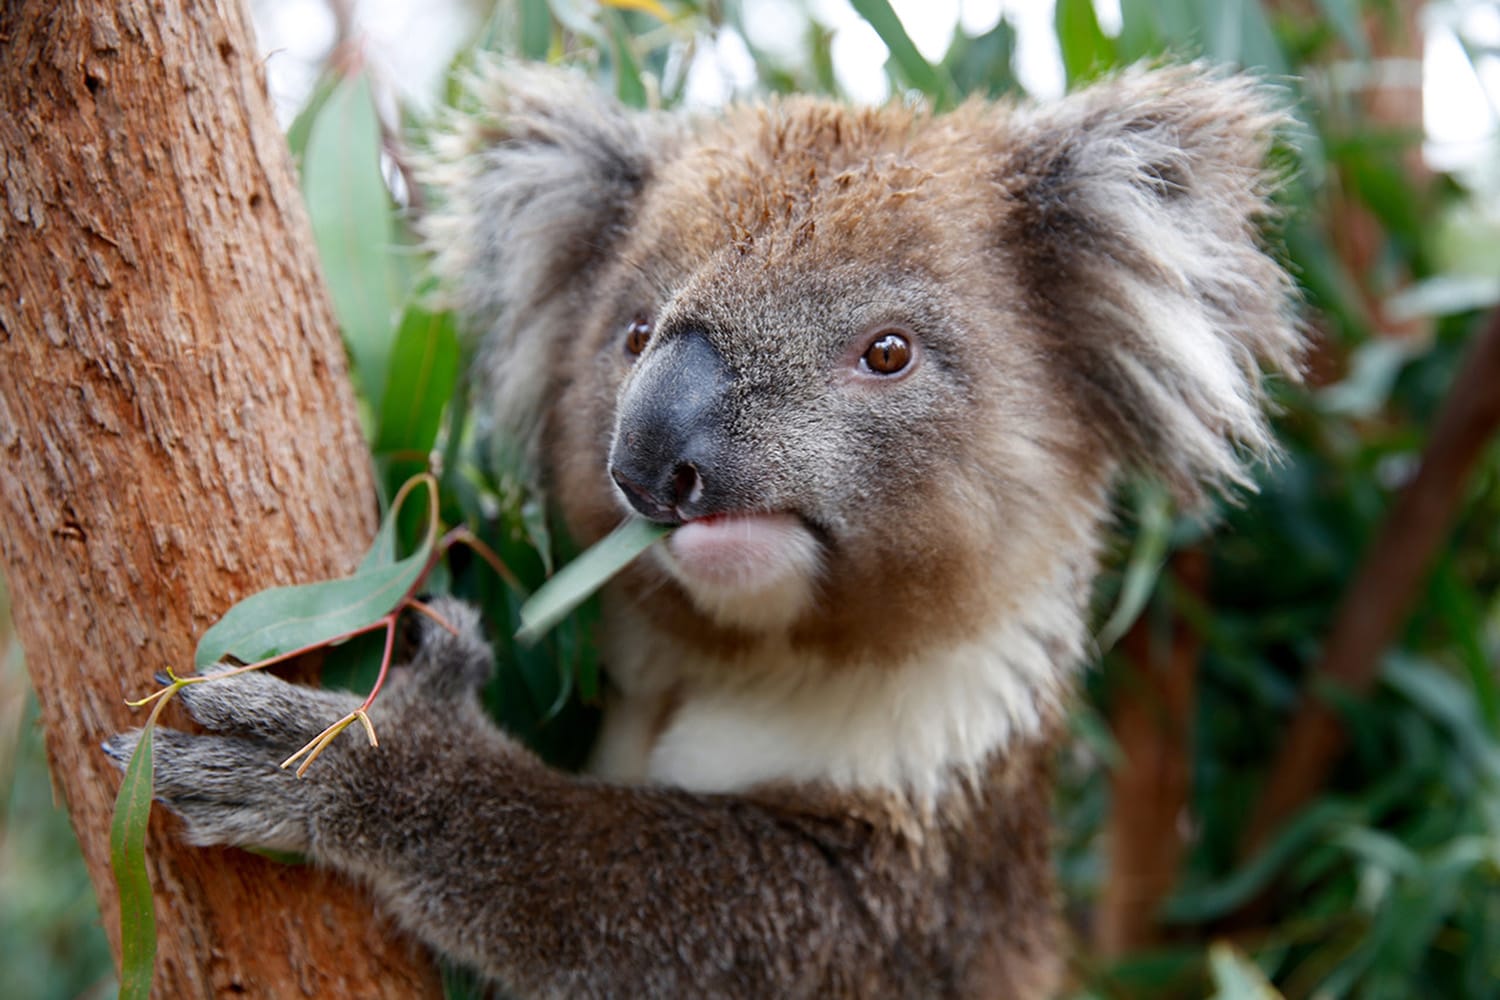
426, 63, 1300, 664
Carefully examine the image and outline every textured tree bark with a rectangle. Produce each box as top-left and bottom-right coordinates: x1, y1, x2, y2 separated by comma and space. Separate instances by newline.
0, 1, 440, 995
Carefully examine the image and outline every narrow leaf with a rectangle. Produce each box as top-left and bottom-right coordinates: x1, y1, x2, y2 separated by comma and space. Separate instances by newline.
943, 17, 1019, 97
518, 0, 553, 60
357, 470, 437, 575
516, 518, 669, 645
1096, 480, 1172, 650
848, 0, 948, 99
302, 73, 405, 411
1055, 0, 1115, 83
194, 560, 424, 670
286, 73, 341, 166
608, 15, 648, 108
1163, 800, 1359, 922
1428, 559, 1500, 735
1312, 0, 1370, 59
110, 726, 156, 1000
1208, 943, 1284, 1000
196, 477, 438, 668
375, 305, 461, 454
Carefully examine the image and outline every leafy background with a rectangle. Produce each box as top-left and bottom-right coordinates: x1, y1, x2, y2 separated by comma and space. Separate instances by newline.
3, 0, 1499, 997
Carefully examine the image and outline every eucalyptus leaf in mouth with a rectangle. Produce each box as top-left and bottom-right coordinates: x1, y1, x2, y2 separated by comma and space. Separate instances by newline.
515, 517, 673, 646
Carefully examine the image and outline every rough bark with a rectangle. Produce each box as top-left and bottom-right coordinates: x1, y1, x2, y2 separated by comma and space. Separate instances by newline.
0, 1, 440, 995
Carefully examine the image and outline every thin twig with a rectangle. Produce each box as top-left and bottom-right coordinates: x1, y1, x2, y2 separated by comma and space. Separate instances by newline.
443, 525, 527, 597
407, 598, 459, 635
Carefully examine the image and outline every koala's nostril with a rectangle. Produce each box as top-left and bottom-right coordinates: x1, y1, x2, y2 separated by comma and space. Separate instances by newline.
670, 463, 703, 507
611, 466, 661, 517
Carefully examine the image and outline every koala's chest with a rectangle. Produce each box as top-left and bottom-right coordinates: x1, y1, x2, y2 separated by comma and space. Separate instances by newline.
585, 689, 675, 784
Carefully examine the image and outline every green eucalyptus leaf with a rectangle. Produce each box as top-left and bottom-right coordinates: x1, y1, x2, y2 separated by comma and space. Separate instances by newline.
1055, 0, 1114, 83
516, 517, 670, 645
302, 73, 405, 411
195, 478, 438, 669
549, 0, 608, 42
943, 17, 1019, 97
1318, 338, 1418, 417
1313, 0, 1370, 59
521, 497, 554, 576
608, 14, 648, 108
520, 0, 553, 60
848, 0, 949, 100
1164, 800, 1359, 922
286, 73, 341, 167
1115, 0, 1163, 61
1385, 275, 1500, 321
193, 556, 424, 670
1096, 479, 1172, 651
375, 305, 461, 454
358, 499, 402, 574
110, 725, 156, 1000
1227, 0, 1289, 76
1428, 559, 1500, 735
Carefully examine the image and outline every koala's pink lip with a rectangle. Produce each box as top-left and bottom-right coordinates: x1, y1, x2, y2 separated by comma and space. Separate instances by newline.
665, 511, 819, 591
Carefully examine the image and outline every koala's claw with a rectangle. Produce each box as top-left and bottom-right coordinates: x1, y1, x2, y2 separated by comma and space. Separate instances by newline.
102, 724, 319, 852
174, 669, 359, 742
102, 730, 140, 766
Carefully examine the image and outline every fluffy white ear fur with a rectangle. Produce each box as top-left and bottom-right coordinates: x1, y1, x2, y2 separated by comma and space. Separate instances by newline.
421, 63, 675, 482
1007, 65, 1304, 503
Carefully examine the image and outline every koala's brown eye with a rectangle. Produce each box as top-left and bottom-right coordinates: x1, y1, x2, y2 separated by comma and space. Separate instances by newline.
624, 316, 653, 356
861, 332, 912, 376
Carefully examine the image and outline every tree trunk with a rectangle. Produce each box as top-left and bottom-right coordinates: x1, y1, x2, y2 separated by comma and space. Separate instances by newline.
0, 1, 440, 995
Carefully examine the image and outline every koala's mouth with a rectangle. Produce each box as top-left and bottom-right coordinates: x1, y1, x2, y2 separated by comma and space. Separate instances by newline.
656, 512, 825, 630
667, 512, 819, 588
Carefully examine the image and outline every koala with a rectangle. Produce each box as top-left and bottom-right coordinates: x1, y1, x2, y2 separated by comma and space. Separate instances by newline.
106, 63, 1300, 998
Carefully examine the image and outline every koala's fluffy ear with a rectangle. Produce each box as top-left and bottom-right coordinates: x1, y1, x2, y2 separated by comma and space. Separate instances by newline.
1003, 64, 1303, 504
421, 63, 675, 481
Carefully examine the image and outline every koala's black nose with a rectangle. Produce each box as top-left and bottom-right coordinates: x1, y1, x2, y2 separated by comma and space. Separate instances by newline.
609, 331, 732, 523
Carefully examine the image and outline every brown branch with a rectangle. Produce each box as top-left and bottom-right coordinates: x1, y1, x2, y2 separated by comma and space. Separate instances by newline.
1097, 548, 1208, 955
1243, 306, 1500, 858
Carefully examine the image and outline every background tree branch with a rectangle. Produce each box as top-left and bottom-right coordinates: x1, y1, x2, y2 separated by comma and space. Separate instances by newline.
1245, 306, 1500, 857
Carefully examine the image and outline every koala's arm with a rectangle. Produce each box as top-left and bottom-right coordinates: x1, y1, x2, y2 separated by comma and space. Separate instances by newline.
105, 602, 875, 998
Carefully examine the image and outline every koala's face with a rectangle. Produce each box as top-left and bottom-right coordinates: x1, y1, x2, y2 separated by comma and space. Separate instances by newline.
437, 68, 1299, 663
545, 107, 1099, 657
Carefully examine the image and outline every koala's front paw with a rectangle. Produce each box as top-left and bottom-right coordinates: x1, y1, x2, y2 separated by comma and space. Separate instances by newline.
102, 670, 361, 853
102, 597, 498, 854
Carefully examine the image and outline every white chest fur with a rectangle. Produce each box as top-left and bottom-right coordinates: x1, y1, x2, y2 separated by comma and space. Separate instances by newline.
589, 574, 1087, 804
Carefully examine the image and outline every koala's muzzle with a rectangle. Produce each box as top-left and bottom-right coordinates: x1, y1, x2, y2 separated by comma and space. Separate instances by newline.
610, 331, 741, 524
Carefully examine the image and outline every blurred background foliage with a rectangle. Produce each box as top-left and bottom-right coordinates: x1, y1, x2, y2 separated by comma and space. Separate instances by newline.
3, 0, 1498, 997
